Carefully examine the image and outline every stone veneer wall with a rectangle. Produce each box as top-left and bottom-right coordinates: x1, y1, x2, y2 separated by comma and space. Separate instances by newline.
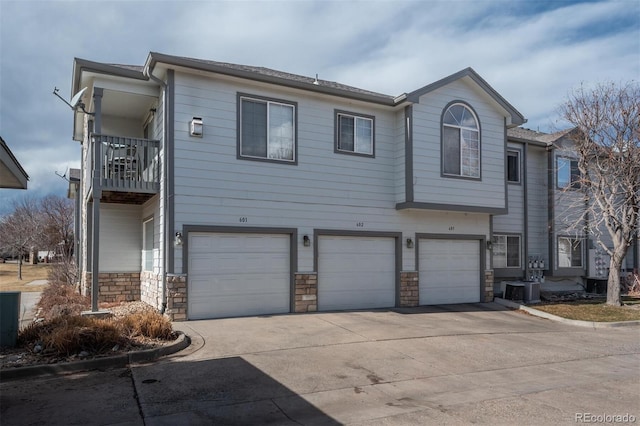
165, 274, 187, 321
400, 271, 419, 307
140, 271, 163, 311
83, 272, 141, 303
294, 273, 317, 313
484, 270, 494, 302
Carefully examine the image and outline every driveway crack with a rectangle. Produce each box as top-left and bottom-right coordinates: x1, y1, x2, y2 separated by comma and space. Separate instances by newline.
315, 316, 372, 341
271, 398, 304, 425
126, 367, 146, 425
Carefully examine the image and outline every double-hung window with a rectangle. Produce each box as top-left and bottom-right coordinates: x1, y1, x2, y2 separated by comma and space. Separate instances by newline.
492, 234, 521, 268
557, 157, 580, 189
442, 103, 480, 178
507, 150, 520, 183
239, 94, 296, 163
558, 237, 583, 268
335, 111, 374, 156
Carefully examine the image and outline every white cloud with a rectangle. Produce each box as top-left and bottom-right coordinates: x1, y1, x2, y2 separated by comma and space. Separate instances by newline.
0, 0, 638, 214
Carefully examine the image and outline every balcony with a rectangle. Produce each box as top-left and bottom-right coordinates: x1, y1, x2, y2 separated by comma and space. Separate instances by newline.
86, 134, 160, 203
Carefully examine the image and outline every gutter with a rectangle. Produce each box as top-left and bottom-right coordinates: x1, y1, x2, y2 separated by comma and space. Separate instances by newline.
145, 52, 398, 107
143, 66, 169, 315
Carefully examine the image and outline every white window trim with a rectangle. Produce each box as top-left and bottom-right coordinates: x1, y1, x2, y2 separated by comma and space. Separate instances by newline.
335, 111, 375, 157
238, 94, 297, 163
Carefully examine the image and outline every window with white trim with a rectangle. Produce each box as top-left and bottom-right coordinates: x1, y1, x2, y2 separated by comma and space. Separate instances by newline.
442, 103, 480, 178
558, 237, 583, 268
492, 234, 521, 268
336, 111, 374, 156
142, 217, 154, 271
239, 95, 296, 162
507, 150, 520, 183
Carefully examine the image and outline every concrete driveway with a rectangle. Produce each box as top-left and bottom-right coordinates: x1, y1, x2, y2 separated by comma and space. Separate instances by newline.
2, 303, 639, 425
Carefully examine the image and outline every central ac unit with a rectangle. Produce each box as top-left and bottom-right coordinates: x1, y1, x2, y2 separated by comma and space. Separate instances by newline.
524, 281, 541, 303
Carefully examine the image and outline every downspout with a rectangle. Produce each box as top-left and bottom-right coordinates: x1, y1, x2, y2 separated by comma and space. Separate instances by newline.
523, 142, 528, 280
634, 234, 639, 272
76, 143, 83, 285
144, 68, 169, 314
91, 88, 103, 312
547, 144, 555, 275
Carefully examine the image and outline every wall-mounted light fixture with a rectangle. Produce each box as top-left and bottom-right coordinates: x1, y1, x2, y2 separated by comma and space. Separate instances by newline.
174, 232, 183, 247
486, 240, 493, 251
406, 238, 414, 249
303, 235, 311, 247
190, 117, 203, 137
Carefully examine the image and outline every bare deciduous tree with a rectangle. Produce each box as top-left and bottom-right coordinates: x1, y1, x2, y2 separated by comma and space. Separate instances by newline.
40, 195, 76, 285
0, 197, 45, 280
40, 195, 74, 260
559, 82, 640, 306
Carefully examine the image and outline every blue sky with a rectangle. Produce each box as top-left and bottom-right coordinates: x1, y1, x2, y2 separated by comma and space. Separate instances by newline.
0, 0, 638, 215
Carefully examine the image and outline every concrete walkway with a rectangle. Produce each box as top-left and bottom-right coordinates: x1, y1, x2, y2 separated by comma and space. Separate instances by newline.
2, 303, 638, 425
18, 290, 42, 328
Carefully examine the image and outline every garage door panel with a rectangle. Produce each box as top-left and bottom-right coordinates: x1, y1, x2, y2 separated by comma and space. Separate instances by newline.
188, 232, 290, 319
419, 239, 480, 305
318, 236, 396, 311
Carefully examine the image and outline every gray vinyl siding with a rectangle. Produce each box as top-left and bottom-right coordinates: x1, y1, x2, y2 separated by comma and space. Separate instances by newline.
552, 148, 587, 275
142, 195, 162, 275
526, 147, 549, 264
170, 71, 494, 274
410, 80, 506, 209
395, 111, 406, 204
493, 143, 524, 234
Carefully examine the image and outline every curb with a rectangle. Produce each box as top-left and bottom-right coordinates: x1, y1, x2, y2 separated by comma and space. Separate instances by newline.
0, 332, 191, 381
494, 298, 640, 328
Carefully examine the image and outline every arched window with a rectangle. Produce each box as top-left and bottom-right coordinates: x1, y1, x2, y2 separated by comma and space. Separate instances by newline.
442, 103, 480, 178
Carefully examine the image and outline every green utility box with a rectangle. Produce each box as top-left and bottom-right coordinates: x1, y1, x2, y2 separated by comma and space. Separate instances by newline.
0, 291, 21, 347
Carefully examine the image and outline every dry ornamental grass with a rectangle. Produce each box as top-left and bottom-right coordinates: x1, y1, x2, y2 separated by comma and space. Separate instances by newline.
1, 280, 175, 370
533, 297, 640, 322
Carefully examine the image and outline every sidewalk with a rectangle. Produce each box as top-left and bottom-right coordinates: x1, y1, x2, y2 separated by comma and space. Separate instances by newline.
18, 282, 44, 328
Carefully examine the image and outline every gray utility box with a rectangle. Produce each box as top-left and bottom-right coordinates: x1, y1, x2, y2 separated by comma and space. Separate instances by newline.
524, 282, 541, 303
0, 291, 21, 347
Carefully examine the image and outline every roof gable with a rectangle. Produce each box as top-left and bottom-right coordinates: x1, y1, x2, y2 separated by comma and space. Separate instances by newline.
406, 67, 525, 126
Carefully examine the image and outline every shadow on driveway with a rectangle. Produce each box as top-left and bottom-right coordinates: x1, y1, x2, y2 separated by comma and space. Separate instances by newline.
135, 356, 341, 425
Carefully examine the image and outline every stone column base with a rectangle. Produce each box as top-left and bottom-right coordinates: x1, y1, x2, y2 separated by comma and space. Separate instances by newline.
484, 270, 495, 302
400, 271, 419, 307
295, 273, 317, 313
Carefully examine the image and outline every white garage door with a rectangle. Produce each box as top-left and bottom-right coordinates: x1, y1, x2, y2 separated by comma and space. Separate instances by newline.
318, 235, 396, 311
188, 232, 290, 320
419, 239, 480, 305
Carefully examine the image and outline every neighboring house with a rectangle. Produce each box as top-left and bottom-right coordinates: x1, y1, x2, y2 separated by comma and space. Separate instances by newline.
496, 127, 639, 292
70, 52, 529, 321
0, 137, 28, 189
